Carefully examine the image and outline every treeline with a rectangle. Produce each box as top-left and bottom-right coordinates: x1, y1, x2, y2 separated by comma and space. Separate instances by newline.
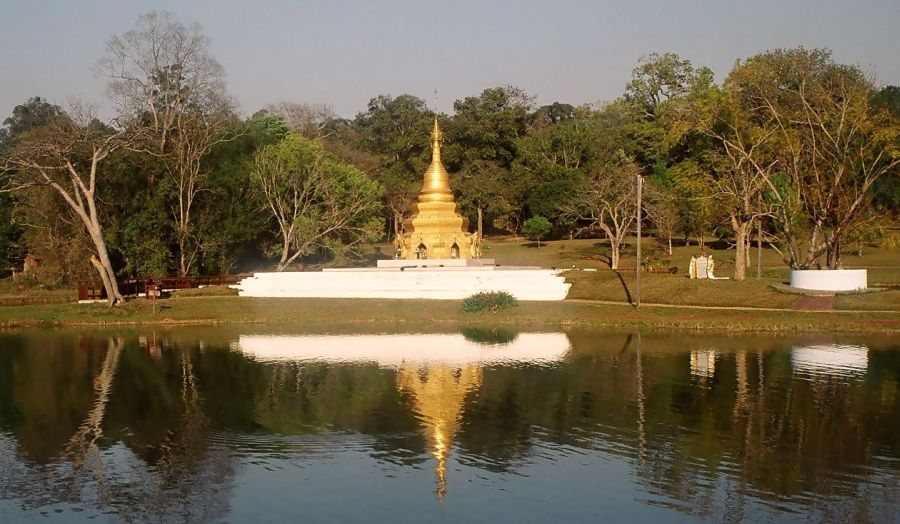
1, 11, 898, 303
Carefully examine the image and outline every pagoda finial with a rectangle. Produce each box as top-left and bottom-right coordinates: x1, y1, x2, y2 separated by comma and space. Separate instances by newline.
430, 116, 443, 161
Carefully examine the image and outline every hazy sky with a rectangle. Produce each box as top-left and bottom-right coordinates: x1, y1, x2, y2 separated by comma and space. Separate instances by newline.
1, 0, 898, 121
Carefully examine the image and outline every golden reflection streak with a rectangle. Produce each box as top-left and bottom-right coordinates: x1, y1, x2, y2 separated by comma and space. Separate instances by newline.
396, 362, 483, 501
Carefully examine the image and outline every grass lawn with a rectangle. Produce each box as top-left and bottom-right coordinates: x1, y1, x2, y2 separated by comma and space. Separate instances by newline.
0, 296, 897, 334
424, 236, 899, 311
0, 235, 897, 332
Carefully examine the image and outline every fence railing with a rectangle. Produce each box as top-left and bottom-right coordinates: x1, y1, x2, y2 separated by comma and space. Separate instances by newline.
77, 276, 242, 302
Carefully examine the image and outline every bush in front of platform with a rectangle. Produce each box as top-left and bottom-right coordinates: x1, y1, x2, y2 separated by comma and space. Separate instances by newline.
461, 291, 518, 313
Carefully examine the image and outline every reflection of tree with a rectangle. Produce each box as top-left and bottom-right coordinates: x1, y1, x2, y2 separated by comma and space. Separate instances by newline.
1, 330, 899, 521
0, 336, 239, 522
64, 337, 122, 470
114, 348, 234, 523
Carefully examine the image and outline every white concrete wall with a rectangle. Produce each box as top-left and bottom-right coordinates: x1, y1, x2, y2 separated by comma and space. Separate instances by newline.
232, 268, 571, 301
789, 269, 867, 291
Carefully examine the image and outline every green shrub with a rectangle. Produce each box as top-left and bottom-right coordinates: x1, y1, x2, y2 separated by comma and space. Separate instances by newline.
460, 291, 519, 313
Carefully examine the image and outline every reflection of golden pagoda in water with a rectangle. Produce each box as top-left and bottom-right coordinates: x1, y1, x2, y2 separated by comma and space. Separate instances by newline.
395, 117, 480, 260
396, 362, 482, 500
235, 333, 572, 499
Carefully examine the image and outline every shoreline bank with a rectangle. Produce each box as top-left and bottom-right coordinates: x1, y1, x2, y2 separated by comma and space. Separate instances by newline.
0, 296, 897, 334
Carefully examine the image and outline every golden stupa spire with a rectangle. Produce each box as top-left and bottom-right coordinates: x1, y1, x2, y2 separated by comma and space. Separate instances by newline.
418, 116, 453, 203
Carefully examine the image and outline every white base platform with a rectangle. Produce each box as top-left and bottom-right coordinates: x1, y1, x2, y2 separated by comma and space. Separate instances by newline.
376, 258, 496, 268
232, 266, 571, 301
789, 269, 867, 292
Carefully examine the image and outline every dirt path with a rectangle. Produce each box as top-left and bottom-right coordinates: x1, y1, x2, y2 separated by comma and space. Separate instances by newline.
565, 298, 896, 314
790, 295, 835, 311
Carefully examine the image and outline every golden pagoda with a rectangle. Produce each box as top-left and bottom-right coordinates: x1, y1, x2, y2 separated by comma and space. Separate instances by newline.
395, 117, 480, 260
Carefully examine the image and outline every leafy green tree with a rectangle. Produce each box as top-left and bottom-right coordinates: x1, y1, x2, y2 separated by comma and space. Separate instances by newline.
251, 133, 385, 271
871, 86, 900, 213
100, 150, 172, 278
196, 116, 284, 274
513, 107, 603, 231
445, 86, 534, 235
0, 194, 20, 271
0, 97, 66, 273
99, 10, 238, 276
522, 216, 551, 247
1, 107, 137, 304
1, 97, 65, 143
353, 94, 432, 238
724, 48, 899, 269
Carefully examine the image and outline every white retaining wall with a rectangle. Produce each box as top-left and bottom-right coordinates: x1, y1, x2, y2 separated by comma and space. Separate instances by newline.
789, 269, 867, 292
232, 267, 571, 301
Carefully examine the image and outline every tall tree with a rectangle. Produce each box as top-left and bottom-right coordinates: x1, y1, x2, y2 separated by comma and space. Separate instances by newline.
870, 86, 900, 213
1, 107, 134, 304
623, 53, 721, 250
513, 106, 602, 231
675, 83, 776, 279
0, 97, 66, 271
98, 10, 237, 276
560, 150, 640, 269
353, 94, 432, 238
251, 133, 384, 271
726, 48, 900, 269
262, 102, 336, 139
445, 86, 535, 235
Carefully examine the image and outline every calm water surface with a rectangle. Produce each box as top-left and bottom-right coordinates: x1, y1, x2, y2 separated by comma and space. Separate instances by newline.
0, 327, 898, 523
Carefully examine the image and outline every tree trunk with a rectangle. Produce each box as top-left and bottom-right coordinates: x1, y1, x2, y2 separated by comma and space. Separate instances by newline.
732, 217, 752, 281
745, 230, 752, 268
276, 233, 290, 272
179, 240, 188, 277
87, 222, 123, 305
826, 236, 842, 269
610, 240, 621, 270
477, 206, 483, 243
667, 231, 673, 256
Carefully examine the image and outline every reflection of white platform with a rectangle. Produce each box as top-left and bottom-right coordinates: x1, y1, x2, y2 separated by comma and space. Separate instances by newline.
232, 266, 570, 301
791, 344, 868, 376
235, 333, 571, 366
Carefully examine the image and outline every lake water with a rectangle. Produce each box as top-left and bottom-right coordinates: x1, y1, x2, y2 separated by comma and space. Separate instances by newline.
0, 327, 898, 523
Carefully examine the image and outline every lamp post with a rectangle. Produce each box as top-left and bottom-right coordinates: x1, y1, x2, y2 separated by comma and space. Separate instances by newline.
636, 173, 643, 308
